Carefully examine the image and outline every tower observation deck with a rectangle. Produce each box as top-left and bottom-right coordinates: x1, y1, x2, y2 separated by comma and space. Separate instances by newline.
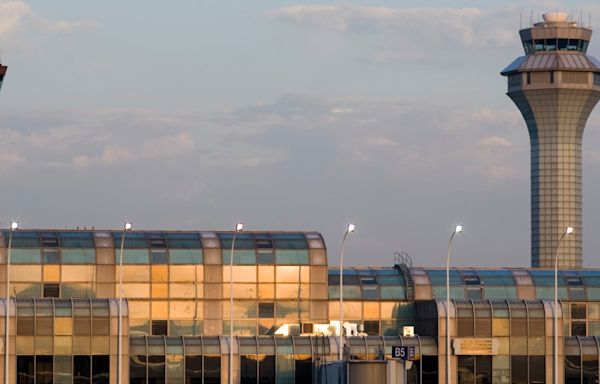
502, 12, 600, 268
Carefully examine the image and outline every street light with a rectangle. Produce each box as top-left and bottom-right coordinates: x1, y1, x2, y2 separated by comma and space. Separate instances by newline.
446, 225, 462, 384
118, 221, 132, 384
339, 223, 355, 360
229, 223, 244, 384
5, 221, 17, 384
554, 226, 573, 384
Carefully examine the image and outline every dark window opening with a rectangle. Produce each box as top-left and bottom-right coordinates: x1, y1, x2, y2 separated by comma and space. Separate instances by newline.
258, 355, 275, 384
41, 237, 59, 247
43, 283, 60, 298
258, 303, 274, 318
148, 355, 165, 384
363, 320, 380, 335
36, 356, 53, 384
527, 72, 531, 84
152, 320, 168, 335
255, 239, 273, 249
92, 355, 110, 384
203, 356, 221, 384
550, 71, 554, 83
295, 358, 312, 384
74, 356, 91, 384
186, 355, 203, 384
149, 238, 166, 248
17, 356, 34, 384
130, 356, 147, 384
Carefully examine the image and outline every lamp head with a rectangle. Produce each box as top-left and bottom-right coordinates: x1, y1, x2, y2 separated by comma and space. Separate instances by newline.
10, 221, 18, 231
455, 225, 463, 234
566, 226, 574, 235
236, 223, 244, 232
124, 222, 132, 231
347, 224, 356, 233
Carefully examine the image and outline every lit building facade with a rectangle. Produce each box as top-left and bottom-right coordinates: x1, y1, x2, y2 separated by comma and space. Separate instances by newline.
1, 229, 600, 383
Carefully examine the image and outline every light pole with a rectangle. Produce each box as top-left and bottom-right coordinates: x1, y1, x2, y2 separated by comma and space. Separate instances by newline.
446, 225, 462, 384
5, 221, 17, 384
229, 223, 243, 384
339, 223, 355, 361
554, 226, 573, 384
118, 221, 132, 384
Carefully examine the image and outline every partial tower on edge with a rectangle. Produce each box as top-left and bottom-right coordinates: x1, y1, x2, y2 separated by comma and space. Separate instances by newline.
0, 62, 5, 92
501, 11, 600, 268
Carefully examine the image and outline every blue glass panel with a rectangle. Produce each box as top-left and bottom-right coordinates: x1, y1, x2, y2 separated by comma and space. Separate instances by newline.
483, 286, 517, 299
275, 249, 309, 264
587, 288, 600, 300
380, 286, 405, 300
223, 249, 256, 265
530, 270, 566, 286
115, 249, 149, 264
427, 270, 463, 285
362, 286, 379, 300
59, 232, 95, 248
329, 286, 339, 299
169, 249, 202, 264
477, 270, 515, 286
269, 233, 305, 240
218, 234, 254, 249
5, 232, 40, 247
432, 286, 465, 300
535, 286, 568, 300
569, 287, 586, 301
273, 239, 307, 249
10, 248, 41, 263
342, 286, 361, 299
167, 238, 202, 249
113, 233, 148, 248
62, 249, 96, 264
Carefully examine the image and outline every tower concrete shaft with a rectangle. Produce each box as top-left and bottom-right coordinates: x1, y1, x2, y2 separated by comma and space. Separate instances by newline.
502, 12, 600, 268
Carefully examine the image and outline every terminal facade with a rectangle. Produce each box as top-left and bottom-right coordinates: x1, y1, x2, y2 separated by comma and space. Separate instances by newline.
0, 229, 599, 383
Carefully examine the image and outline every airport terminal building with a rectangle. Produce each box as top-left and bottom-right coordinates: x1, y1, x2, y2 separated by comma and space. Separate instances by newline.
0, 229, 599, 383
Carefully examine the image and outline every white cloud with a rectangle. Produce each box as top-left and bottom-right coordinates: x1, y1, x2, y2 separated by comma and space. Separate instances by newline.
0, 0, 30, 41
39, 19, 100, 33
479, 136, 513, 148
271, 5, 516, 48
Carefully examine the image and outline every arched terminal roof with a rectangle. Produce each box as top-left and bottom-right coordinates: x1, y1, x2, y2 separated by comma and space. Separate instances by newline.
0, 230, 325, 265
328, 267, 600, 302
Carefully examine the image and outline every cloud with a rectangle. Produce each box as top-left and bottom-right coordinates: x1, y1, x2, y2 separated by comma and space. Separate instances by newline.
0, 0, 30, 41
271, 5, 516, 48
39, 19, 100, 33
479, 136, 513, 148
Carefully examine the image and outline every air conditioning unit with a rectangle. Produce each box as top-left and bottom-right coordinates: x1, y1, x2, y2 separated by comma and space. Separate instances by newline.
302, 322, 314, 334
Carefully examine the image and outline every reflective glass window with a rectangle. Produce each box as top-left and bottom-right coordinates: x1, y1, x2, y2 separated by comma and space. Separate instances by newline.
203, 356, 221, 384
241, 355, 257, 384
565, 356, 581, 384
17, 356, 34, 384
36, 356, 53, 384
185, 356, 202, 384
73, 356, 91, 384
258, 355, 275, 384
130, 356, 147, 384
511, 355, 528, 384
259, 302, 275, 318
148, 355, 166, 384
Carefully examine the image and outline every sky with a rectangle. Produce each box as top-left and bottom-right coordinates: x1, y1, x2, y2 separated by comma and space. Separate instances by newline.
1, 0, 600, 268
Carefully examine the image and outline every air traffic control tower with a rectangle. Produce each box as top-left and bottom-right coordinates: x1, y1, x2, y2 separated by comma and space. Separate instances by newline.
0, 62, 6, 91
502, 12, 600, 268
